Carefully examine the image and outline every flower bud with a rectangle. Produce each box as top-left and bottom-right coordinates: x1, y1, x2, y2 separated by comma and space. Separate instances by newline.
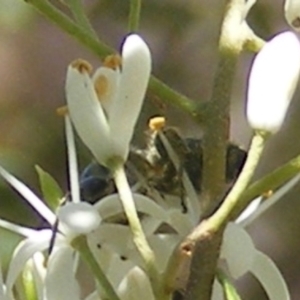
247, 31, 300, 134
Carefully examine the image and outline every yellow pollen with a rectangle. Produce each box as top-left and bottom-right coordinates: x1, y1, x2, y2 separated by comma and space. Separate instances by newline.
70, 59, 92, 74
56, 106, 69, 116
148, 116, 166, 131
94, 75, 109, 99
262, 190, 273, 199
103, 54, 122, 70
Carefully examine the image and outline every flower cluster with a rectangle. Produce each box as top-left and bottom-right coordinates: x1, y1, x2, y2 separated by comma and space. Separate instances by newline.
0, 17, 299, 299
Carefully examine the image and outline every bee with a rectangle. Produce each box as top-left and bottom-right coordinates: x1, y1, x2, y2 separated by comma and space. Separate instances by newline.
79, 161, 115, 204
79, 124, 247, 210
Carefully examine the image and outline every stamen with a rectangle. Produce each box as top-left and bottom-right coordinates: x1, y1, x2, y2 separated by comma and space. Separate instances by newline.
148, 116, 166, 132
262, 190, 273, 198
103, 54, 122, 70
56, 106, 69, 116
70, 59, 93, 74
94, 75, 109, 99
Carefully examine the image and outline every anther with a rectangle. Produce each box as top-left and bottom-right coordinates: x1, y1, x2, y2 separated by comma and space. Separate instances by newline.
56, 106, 69, 116
103, 55, 122, 70
70, 59, 93, 74
94, 75, 109, 99
148, 116, 166, 131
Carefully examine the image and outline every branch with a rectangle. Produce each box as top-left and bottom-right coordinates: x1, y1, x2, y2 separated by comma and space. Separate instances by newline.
65, 0, 99, 39
209, 132, 268, 229
184, 1, 265, 299
201, 0, 246, 213
230, 153, 300, 220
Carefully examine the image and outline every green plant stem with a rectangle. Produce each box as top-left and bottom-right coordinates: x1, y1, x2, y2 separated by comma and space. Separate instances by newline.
66, 0, 99, 39
230, 153, 300, 221
128, 0, 141, 32
71, 235, 121, 300
182, 135, 300, 299
184, 2, 264, 299
24, 0, 198, 116
25, 0, 112, 56
217, 269, 242, 300
209, 132, 267, 230
113, 166, 162, 299
148, 76, 200, 119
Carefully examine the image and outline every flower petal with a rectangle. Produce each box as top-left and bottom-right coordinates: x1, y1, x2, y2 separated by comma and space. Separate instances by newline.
88, 223, 141, 267
241, 174, 300, 227
109, 34, 151, 159
247, 31, 300, 133
220, 223, 255, 279
212, 279, 224, 300
117, 267, 155, 300
250, 251, 290, 300
167, 209, 194, 236
45, 246, 81, 300
0, 218, 37, 237
94, 193, 168, 227
147, 234, 180, 272
65, 115, 80, 203
6, 229, 65, 292
58, 202, 101, 237
107, 256, 136, 291
65, 60, 111, 164
92, 66, 120, 116
235, 196, 262, 224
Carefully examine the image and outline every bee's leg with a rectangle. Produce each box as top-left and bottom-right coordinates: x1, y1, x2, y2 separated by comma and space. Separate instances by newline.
178, 163, 188, 213
47, 218, 60, 258
47, 196, 68, 259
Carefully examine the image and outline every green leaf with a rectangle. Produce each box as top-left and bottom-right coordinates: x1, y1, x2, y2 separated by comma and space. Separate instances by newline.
217, 269, 242, 300
35, 165, 64, 211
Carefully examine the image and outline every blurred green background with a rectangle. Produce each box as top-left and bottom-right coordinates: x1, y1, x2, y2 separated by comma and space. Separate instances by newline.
0, 0, 300, 299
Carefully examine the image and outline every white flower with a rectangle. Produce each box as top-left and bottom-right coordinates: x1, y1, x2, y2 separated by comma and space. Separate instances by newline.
102, 131, 290, 300
285, 0, 300, 30
83, 267, 154, 300
0, 116, 101, 300
65, 34, 151, 167
246, 31, 300, 134
219, 223, 289, 300
117, 267, 154, 300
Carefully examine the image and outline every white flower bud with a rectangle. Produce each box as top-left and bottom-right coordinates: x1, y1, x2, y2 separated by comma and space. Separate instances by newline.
247, 31, 300, 134
285, 0, 300, 30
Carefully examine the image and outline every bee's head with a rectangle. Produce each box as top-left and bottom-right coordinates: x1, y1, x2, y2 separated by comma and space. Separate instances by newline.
79, 162, 116, 204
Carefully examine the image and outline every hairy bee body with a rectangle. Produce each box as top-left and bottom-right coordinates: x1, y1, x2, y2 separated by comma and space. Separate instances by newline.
79, 127, 247, 205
